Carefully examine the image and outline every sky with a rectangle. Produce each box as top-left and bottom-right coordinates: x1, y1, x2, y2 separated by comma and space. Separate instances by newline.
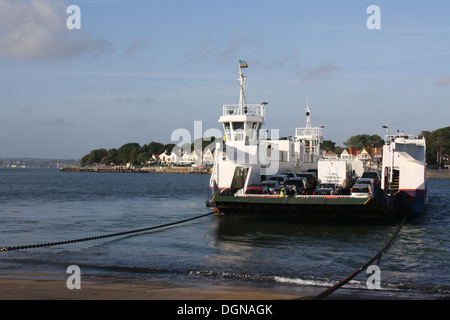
0, 0, 449, 159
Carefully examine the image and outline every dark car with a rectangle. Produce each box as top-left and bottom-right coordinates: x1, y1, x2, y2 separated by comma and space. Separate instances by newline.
294, 172, 319, 194
261, 180, 281, 194
281, 172, 297, 178
361, 171, 381, 185
355, 178, 374, 186
276, 178, 307, 195
317, 183, 337, 190
313, 188, 334, 195
268, 174, 289, 184
245, 185, 271, 195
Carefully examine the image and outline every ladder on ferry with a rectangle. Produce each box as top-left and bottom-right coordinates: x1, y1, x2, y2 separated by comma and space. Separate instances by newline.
391, 169, 400, 193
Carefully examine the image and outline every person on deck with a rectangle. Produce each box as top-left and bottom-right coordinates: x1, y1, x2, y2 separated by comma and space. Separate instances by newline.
280, 186, 286, 198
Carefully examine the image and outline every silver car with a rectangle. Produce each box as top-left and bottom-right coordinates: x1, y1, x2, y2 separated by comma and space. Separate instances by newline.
351, 184, 372, 197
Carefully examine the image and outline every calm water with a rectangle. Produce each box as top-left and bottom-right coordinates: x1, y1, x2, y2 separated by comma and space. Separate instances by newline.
0, 168, 449, 299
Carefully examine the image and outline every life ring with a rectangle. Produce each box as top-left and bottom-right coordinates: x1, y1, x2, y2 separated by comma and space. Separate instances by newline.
406, 193, 415, 208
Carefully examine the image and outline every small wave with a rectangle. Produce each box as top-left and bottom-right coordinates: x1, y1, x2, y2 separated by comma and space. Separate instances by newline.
274, 276, 338, 288
187, 270, 276, 283
274, 275, 450, 298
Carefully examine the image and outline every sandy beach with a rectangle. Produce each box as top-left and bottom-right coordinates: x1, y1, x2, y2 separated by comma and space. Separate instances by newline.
0, 272, 308, 300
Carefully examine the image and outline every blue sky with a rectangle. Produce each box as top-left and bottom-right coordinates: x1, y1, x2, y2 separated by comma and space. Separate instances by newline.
0, 0, 449, 159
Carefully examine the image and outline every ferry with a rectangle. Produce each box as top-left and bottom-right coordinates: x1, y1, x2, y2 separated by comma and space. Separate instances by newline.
206, 61, 427, 222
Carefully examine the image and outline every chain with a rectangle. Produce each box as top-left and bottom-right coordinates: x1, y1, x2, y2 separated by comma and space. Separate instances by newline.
1, 211, 215, 252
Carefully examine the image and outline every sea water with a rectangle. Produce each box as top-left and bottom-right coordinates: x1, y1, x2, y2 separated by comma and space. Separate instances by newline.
0, 168, 449, 299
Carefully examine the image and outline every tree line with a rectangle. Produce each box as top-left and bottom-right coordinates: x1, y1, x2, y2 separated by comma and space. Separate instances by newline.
81, 127, 449, 167
421, 126, 450, 166
321, 127, 449, 166
80, 138, 216, 166
80, 142, 176, 166
320, 134, 385, 155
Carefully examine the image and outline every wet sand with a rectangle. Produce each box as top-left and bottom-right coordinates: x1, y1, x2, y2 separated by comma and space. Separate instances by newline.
0, 272, 308, 300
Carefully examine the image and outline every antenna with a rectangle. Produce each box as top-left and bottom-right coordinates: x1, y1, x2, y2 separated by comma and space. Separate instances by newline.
305, 100, 311, 131
238, 60, 248, 109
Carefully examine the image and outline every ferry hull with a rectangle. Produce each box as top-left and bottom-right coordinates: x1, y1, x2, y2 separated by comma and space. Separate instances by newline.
394, 189, 427, 217
212, 195, 405, 223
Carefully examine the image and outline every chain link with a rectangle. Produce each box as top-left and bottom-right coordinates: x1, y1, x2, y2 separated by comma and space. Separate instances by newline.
1, 211, 215, 252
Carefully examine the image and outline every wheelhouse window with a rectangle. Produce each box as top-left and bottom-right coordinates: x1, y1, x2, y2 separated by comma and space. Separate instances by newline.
232, 122, 244, 130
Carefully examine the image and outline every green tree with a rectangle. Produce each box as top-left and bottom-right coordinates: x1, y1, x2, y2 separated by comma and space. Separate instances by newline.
320, 140, 336, 152
129, 147, 141, 165
137, 152, 150, 164
147, 141, 166, 155
422, 127, 450, 165
164, 143, 176, 152
106, 148, 118, 164
117, 143, 140, 164
344, 134, 384, 150
80, 154, 90, 166
190, 136, 216, 151
334, 147, 345, 155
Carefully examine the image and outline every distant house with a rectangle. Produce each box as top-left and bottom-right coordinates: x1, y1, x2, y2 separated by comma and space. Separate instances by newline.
373, 148, 383, 165
349, 147, 360, 159
155, 148, 216, 166
357, 147, 373, 161
203, 149, 214, 165
323, 150, 339, 160
169, 152, 179, 164
191, 150, 201, 165
179, 151, 193, 165
159, 150, 173, 165
151, 154, 160, 164
340, 149, 351, 161
340, 147, 360, 160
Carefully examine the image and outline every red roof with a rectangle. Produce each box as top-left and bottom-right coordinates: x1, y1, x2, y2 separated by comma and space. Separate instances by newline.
347, 147, 360, 156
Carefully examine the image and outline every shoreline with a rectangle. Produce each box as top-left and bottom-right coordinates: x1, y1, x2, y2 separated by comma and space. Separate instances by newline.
427, 169, 450, 179
0, 272, 310, 300
60, 166, 211, 174
59, 167, 450, 178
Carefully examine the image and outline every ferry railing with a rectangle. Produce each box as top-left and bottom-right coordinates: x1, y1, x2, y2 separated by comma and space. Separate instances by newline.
295, 127, 323, 137
223, 104, 264, 117
237, 194, 371, 199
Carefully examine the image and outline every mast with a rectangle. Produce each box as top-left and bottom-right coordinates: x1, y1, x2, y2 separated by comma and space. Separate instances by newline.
295, 100, 323, 159
238, 60, 248, 110
305, 100, 311, 133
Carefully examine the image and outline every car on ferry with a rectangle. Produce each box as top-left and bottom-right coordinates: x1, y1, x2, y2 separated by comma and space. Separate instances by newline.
316, 183, 337, 192
361, 171, 381, 185
294, 172, 319, 194
261, 180, 281, 194
281, 172, 297, 178
354, 178, 375, 187
245, 185, 271, 195
351, 183, 372, 197
313, 188, 334, 195
268, 174, 289, 184
275, 178, 307, 195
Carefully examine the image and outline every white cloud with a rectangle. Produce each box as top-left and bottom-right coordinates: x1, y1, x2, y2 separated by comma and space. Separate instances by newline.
0, 0, 113, 61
